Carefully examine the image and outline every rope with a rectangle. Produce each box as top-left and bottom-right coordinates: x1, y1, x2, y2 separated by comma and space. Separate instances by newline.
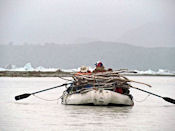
32, 94, 62, 101
134, 94, 150, 102
58, 76, 73, 82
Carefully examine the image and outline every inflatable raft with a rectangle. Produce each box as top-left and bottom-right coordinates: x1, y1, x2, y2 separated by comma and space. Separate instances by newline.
61, 88, 134, 106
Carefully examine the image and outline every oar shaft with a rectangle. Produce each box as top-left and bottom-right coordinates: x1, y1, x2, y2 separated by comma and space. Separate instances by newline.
32, 85, 63, 95
32, 83, 71, 95
131, 86, 162, 98
15, 83, 72, 101
131, 86, 175, 104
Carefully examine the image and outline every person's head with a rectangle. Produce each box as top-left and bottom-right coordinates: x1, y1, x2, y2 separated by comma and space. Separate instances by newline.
80, 66, 89, 73
95, 61, 104, 67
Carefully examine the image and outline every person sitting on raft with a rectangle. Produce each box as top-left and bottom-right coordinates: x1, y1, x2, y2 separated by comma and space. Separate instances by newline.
92, 61, 129, 95
72, 66, 92, 91
92, 61, 112, 73
75, 66, 91, 76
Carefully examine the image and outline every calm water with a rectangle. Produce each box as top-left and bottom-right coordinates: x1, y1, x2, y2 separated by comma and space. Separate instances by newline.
0, 76, 175, 131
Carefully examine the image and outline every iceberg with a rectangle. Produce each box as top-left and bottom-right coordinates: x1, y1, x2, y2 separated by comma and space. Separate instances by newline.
24, 63, 34, 71
5, 64, 16, 69
135, 69, 174, 75
157, 69, 171, 74
0, 67, 6, 71
136, 69, 156, 74
0, 63, 174, 76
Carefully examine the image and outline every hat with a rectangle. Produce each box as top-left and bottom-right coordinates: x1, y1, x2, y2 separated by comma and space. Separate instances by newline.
80, 66, 89, 73
95, 61, 103, 67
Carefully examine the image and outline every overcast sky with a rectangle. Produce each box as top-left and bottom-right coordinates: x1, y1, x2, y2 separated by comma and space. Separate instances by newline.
0, 0, 175, 47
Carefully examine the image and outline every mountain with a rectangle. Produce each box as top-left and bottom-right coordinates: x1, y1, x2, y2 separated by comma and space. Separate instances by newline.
0, 42, 175, 70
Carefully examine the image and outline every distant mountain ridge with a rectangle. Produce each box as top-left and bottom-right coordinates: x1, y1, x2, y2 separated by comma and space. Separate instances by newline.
0, 42, 175, 70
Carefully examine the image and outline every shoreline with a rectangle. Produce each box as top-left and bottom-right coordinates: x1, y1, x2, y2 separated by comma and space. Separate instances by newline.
0, 70, 72, 77
0, 71, 175, 77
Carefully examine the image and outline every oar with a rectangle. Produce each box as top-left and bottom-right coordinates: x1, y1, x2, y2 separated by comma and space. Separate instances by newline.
131, 86, 175, 104
15, 83, 71, 101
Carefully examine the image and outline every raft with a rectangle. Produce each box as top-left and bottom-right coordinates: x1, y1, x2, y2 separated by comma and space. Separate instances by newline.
61, 88, 134, 106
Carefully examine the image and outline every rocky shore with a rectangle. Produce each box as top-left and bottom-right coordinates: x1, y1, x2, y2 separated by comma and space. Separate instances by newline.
0, 70, 72, 77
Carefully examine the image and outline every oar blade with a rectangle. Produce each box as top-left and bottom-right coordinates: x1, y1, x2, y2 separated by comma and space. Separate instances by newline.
15, 93, 31, 101
163, 97, 175, 104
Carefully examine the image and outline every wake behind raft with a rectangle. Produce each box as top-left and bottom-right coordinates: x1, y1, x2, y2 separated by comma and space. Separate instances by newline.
15, 69, 175, 106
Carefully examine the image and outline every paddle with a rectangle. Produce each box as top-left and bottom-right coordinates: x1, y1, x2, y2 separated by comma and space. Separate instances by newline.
15, 83, 71, 101
131, 86, 175, 104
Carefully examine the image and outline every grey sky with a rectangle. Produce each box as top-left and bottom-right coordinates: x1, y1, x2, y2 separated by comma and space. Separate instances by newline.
0, 0, 175, 47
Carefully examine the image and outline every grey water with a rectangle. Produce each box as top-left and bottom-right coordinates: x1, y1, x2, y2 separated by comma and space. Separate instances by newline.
0, 76, 175, 131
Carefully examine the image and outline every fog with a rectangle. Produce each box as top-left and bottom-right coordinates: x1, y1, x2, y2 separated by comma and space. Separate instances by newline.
0, 0, 175, 47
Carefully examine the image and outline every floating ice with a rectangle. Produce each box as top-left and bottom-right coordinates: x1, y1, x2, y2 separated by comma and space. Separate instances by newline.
0, 63, 174, 75
0, 67, 6, 71
136, 69, 156, 74
135, 69, 174, 75
24, 63, 34, 71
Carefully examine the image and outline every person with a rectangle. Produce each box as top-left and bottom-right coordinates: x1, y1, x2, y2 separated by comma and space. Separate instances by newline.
114, 87, 123, 94
73, 66, 92, 91
92, 61, 106, 73
114, 83, 130, 95
92, 61, 112, 73
75, 66, 91, 76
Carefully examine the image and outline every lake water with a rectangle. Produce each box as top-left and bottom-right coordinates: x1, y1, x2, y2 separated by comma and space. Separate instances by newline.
0, 76, 175, 131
